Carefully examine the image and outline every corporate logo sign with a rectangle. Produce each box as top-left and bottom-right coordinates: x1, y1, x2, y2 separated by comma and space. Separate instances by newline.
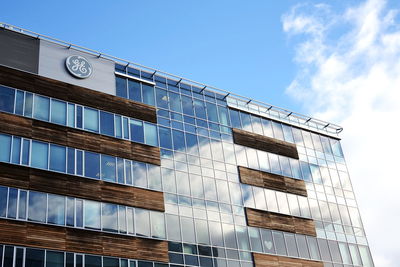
65, 55, 93, 79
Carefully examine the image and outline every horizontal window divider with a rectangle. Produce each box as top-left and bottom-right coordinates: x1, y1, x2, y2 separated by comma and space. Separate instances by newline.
115, 71, 156, 86
0, 112, 161, 165
0, 162, 165, 212
0, 65, 157, 123
0, 218, 169, 262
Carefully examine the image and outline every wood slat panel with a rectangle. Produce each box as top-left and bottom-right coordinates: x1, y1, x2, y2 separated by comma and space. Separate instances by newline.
0, 65, 157, 123
0, 162, 164, 212
232, 128, 299, 159
238, 166, 307, 197
253, 253, 323, 267
0, 112, 160, 165
0, 219, 168, 262
246, 208, 316, 237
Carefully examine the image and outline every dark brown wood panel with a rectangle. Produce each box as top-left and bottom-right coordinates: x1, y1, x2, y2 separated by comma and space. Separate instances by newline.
0, 112, 160, 165
246, 208, 316, 237
0, 219, 168, 262
253, 253, 323, 267
232, 128, 299, 159
0, 65, 157, 123
0, 162, 164, 212
238, 166, 307, 197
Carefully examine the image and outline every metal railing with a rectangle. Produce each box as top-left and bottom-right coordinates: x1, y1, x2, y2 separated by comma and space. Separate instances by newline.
0, 22, 343, 137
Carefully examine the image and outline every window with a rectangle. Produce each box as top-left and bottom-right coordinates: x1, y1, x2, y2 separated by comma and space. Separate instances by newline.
47, 194, 65, 225
25, 248, 45, 267
135, 209, 150, 237
84, 151, 100, 179
28, 191, 47, 222
49, 144, 66, 172
102, 203, 118, 232
84, 200, 101, 230
33, 95, 50, 121
31, 141, 48, 169
46, 251, 64, 267
0, 85, 15, 112
50, 99, 67, 125
0, 186, 7, 217
84, 107, 99, 132
130, 119, 144, 143
100, 111, 114, 136
101, 155, 116, 182
128, 80, 141, 102
0, 134, 11, 162
144, 123, 158, 146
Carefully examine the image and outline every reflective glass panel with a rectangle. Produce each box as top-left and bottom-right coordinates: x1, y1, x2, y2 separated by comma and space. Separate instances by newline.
33, 95, 50, 121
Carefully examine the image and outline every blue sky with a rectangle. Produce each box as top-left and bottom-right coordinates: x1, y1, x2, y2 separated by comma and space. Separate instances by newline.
3, 1, 400, 266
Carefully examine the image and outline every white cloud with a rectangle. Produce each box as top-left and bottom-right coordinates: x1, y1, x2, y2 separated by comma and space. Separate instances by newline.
283, 0, 400, 266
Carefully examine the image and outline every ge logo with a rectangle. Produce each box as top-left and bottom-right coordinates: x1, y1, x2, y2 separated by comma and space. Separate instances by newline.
65, 55, 93, 79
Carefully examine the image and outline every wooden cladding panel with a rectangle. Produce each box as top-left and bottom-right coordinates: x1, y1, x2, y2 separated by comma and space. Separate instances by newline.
238, 166, 307, 197
0, 112, 160, 165
0, 219, 168, 262
0, 162, 164, 212
0, 65, 157, 123
253, 253, 323, 267
232, 128, 299, 159
246, 208, 316, 237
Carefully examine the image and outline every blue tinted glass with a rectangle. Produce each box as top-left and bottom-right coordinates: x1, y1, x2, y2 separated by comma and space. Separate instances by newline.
84, 200, 101, 230
185, 133, 199, 155
158, 126, 172, 149
218, 106, 230, 126
76, 150, 83, 175
103, 257, 119, 267
130, 119, 144, 143
33, 95, 50, 121
128, 80, 142, 102
49, 144, 66, 172
22, 139, 30, 165
31, 141, 48, 169
85, 255, 101, 267
24, 92, 33, 117
156, 88, 168, 109
144, 123, 158, 146
66, 197, 74, 227
46, 251, 64, 267
123, 117, 129, 139
18, 190, 27, 220
76, 105, 83, 128
240, 112, 252, 131
117, 158, 124, 184
11, 137, 21, 164
84, 151, 100, 179
172, 130, 185, 152
169, 92, 182, 113
115, 115, 122, 138
206, 102, 219, 123
229, 109, 241, 128
100, 111, 114, 136
132, 161, 147, 187
194, 99, 206, 119
101, 155, 116, 182
300, 162, 313, 182
15, 90, 24, 115
102, 203, 118, 232
84, 107, 99, 132
0, 134, 11, 162
28, 191, 46, 222
50, 99, 67, 125
47, 194, 65, 225
67, 148, 75, 174
67, 103, 75, 127
182, 95, 194, 116
0, 86, 15, 113
25, 248, 45, 267
142, 84, 155, 106
76, 199, 83, 227
7, 188, 17, 219
116, 77, 127, 98
0, 186, 7, 217
125, 160, 132, 185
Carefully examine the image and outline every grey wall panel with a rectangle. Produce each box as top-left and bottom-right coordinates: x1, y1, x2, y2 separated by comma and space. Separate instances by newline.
38, 40, 116, 95
0, 29, 39, 73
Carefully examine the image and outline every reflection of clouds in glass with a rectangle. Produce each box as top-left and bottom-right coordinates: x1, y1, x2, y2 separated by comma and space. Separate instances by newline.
132, 162, 147, 187
28, 191, 46, 222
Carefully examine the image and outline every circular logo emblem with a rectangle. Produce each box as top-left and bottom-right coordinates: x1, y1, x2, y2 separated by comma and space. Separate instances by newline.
65, 55, 93, 79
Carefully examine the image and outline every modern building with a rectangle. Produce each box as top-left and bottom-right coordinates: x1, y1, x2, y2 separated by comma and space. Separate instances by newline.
0, 23, 374, 267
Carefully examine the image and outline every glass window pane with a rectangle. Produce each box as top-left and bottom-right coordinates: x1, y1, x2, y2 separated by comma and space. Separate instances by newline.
261, 229, 275, 254
127, 208, 135, 234
100, 111, 115, 136
76, 150, 83, 176
229, 109, 241, 128
119, 206, 127, 233
128, 80, 141, 102
7, 188, 17, 219
102, 203, 118, 232
169, 92, 182, 113
136, 209, 150, 237
159, 126, 172, 149
151, 211, 166, 238
31, 141, 49, 169
84, 151, 100, 179
296, 235, 310, 259
142, 84, 155, 106
26, 248, 45, 267
144, 123, 158, 146
49, 144, 66, 172
22, 139, 30, 165
284, 233, 298, 257
28, 191, 47, 222
116, 77, 127, 98
236, 226, 250, 251
85, 255, 101, 267
50, 99, 67, 125
11, 136, 21, 164
33, 95, 50, 121
181, 217, 196, 243
84, 107, 99, 132
182, 95, 194, 116
317, 238, 332, 261
101, 155, 116, 182
66, 197, 75, 227
0, 186, 7, 217
132, 161, 147, 187
24, 92, 33, 117
206, 102, 219, 123
0, 134, 11, 162
194, 99, 206, 119
67, 148, 75, 175
0, 85, 15, 112
240, 112, 252, 131
130, 119, 144, 143
47, 194, 65, 225
76, 105, 83, 128
115, 115, 122, 138
76, 199, 83, 227
166, 214, 181, 241
249, 227, 263, 252
67, 103, 75, 127
85, 200, 101, 230
3, 246, 14, 267
273, 231, 287, 255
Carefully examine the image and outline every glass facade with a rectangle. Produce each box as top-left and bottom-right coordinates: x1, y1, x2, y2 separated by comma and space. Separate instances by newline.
0, 28, 373, 267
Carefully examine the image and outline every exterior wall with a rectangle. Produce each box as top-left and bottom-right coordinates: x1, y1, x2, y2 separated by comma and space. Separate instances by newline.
38, 39, 116, 95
